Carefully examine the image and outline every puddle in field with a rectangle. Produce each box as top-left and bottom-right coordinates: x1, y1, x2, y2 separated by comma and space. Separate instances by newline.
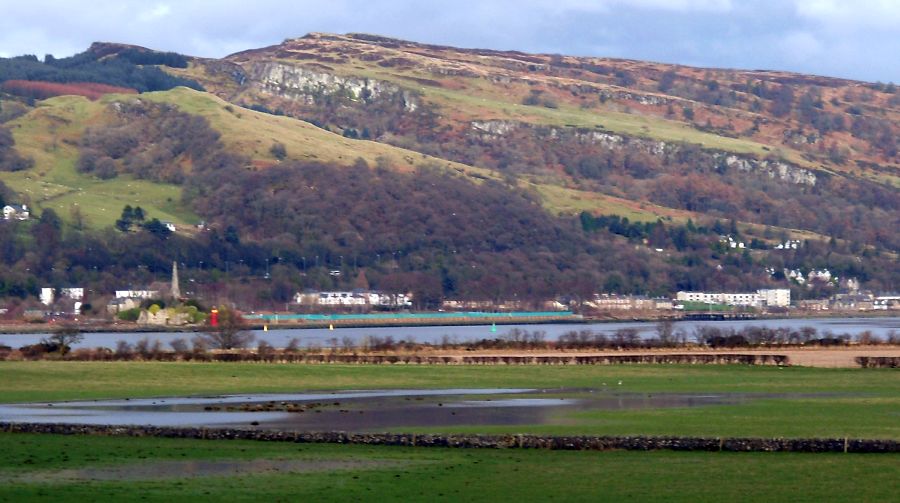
0, 388, 832, 432
4, 458, 396, 483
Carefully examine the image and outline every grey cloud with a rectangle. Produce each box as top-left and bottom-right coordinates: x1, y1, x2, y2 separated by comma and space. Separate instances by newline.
0, 0, 896, 82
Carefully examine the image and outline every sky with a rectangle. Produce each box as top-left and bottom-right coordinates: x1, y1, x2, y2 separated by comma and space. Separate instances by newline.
1, 0, 898, 83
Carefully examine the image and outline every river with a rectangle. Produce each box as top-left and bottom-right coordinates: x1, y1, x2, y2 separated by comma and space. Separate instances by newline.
0, 317, 897, 350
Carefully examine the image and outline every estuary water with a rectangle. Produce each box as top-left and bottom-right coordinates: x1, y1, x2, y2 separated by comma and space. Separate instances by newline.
0, 316, 897, 350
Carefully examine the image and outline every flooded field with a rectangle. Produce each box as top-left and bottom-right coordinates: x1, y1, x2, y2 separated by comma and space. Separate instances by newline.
0, 388, 831, 432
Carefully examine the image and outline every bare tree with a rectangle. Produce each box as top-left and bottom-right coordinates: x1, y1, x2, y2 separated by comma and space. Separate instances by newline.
169, 338, 189, 354
656, 320, 675, 347
201, 306, 255, 349
46, 324, 83, 355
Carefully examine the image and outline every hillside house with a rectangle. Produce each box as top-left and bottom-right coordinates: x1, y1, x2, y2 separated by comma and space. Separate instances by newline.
2, 204, 29, 221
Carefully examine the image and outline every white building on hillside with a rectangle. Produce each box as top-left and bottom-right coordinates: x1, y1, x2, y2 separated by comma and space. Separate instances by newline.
2, 204, 29, 221
676, 289, 790, 308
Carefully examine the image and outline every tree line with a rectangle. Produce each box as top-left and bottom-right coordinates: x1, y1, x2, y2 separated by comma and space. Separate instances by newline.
0, 47, 202, 95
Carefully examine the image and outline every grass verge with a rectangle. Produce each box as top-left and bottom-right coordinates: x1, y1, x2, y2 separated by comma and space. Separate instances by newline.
0, 433, 896, 502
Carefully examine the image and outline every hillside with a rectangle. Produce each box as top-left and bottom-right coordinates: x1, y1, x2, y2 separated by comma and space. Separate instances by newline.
171, 33, 898, 249
0, 34, 897, 305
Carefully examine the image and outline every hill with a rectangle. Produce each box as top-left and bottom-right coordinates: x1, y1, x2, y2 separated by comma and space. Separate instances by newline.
172, 33, 898, 250
0, 34, 897, 305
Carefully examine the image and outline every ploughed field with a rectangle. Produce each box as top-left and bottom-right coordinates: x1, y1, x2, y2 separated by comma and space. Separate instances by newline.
0, 362, 896, 501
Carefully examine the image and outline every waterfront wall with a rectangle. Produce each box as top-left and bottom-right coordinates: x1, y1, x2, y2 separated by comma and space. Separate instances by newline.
2, 423, 896, 453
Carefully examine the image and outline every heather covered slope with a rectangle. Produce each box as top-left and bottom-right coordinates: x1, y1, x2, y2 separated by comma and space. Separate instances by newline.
175, 33, 899, 251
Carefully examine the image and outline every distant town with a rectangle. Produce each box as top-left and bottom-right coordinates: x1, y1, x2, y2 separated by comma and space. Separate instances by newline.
3, 261, 896, 329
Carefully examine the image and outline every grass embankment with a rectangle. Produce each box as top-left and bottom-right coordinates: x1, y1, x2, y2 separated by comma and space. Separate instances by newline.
0, 433, 896, 502
1, 362, 897, 439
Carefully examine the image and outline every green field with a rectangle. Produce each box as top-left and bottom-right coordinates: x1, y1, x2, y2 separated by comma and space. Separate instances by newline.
0, 433, 896, 502
1, 362, 896, 501
1, 362, 897, 439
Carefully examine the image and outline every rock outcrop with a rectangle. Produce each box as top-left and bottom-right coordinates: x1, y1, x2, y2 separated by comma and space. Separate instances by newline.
247, 61, 418, 111
470, 121, 818, 186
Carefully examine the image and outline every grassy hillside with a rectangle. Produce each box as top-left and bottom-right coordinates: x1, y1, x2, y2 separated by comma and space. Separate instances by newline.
1, 87, 854, 249
138, 87, 484, 173
1, 95, 195, 228
4, 87, 746, 232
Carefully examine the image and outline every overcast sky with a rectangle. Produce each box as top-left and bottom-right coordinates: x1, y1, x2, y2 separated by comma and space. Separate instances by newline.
1, 0, 898, 83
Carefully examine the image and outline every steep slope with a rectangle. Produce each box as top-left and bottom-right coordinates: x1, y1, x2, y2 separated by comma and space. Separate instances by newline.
0, 87, 497, 229
170, 33, 899, 252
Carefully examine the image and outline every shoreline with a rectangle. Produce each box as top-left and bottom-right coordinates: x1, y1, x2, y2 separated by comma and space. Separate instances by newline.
0, 310, 896, 335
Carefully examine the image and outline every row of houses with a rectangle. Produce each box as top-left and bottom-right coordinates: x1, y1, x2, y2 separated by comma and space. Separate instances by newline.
585, 294, 674, 311
293, 290, 413, 308
799, 293, 900, 312
675, 289, 791, 309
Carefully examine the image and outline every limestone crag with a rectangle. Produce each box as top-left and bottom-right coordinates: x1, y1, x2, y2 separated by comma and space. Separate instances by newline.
470, 120, 817, 185
248, 61, 418, 111
718, 154, 818, 186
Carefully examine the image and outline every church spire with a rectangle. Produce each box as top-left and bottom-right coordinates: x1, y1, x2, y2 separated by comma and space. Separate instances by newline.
171, 261, 181, 299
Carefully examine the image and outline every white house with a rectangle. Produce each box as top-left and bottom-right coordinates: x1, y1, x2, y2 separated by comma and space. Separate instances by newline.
2, 204, 29, 221
115, 290, 160, 299
40, 288, 54, 306
40, 287, 85, 314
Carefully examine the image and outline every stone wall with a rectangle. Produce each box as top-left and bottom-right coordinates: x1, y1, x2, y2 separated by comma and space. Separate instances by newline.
855, 356, 900, 368
2, 423, 896, 453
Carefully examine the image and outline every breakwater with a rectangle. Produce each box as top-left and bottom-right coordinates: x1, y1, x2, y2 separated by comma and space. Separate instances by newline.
2, 423, 896, 453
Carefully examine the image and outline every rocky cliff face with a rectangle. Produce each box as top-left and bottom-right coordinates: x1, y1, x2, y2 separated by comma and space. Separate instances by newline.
470, 120, 817, 186
246, 61, 418, 111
